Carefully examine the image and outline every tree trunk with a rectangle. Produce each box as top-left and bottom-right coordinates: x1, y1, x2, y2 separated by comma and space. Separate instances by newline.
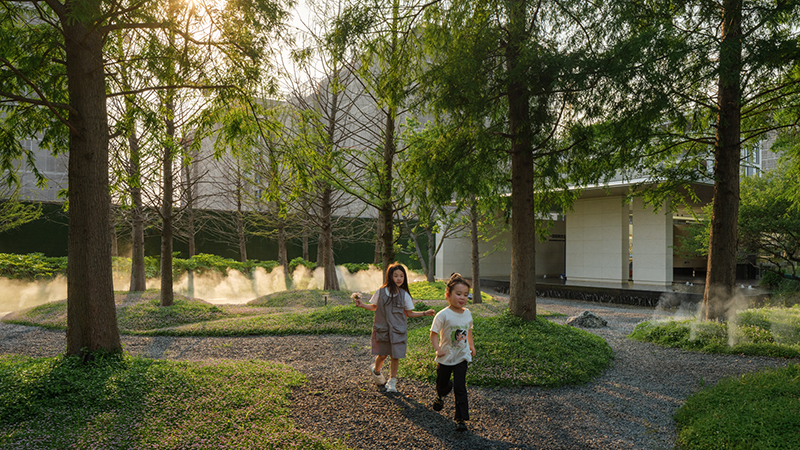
381, 110, 396, 270
317, 230, 326, 267
160, 102, 175, 307
703, 0, 742, 321
405, 219, 430, 281
302, 229, 309, 260
506, 0, 536, 320
470, 199, 482, 304
64, 20, 121, 356
278, 221, 290, 286
129, 131, 146, 292
426, 227, 435, 283
374, 218, 383, 265
109, 206, 118, 257
321, 184, 339, 290
277, 220, 288, 268
185, 167, 196, 298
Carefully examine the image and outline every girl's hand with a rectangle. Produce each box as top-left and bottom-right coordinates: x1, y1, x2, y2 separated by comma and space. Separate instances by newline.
354, 298, 362, 308
425, 309, 435, 316
470, 347, 476, 357
436, 349, 446, 358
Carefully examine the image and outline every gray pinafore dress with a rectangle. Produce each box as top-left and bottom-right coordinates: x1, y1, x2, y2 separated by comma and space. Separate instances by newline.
371, 288, 408, 359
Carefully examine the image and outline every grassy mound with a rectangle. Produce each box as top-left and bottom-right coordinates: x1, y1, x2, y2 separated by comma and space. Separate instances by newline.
675, 363, 800, 450
2, 291, 261, 334
402, 311, 614, 387
247, 289, 353, 308
0, 354, 346, 449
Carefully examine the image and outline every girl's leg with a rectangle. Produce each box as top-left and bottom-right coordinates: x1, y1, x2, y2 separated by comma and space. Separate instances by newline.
436, 363, 455, 398
453, 361, 469, 421
374, 354, 388, 374
389, 357, 400, 378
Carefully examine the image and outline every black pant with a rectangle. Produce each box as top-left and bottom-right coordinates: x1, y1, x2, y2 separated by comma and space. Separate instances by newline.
436, 360, 469, 420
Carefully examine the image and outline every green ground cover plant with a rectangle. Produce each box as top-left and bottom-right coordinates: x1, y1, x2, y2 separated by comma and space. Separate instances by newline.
629, 305, 800, 358
247, 289, 354, 308
675, 363, 800, 450
401, 310, 613, 387
0, 354, 346, 450
408, 280, 494, 302
7, 285, 799, 448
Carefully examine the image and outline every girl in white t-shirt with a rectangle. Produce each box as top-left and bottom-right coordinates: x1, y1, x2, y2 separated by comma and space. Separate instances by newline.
354, 263, 434, 393
430, 272, 475, 432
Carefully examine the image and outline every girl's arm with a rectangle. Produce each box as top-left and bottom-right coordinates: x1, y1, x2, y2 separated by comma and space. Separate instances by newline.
405, 308, 435, 318
353, 297, 377, 311
430, 331, 446, 357
468, 328, 476, 356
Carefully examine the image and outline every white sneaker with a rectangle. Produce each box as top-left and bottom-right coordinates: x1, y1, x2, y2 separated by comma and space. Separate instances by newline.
371, 364, 386, 385
385, 377, 397, 393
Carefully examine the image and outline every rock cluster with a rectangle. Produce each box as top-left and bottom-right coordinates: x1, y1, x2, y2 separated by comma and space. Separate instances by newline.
566, 310, 608, 328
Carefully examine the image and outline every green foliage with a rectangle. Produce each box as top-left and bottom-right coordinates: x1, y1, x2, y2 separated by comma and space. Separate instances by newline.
342, 262, 372, 274
0, 253, 67, 280
740, 163, 800, 278
760, 270, 786, 288
402, 311, 614, 387
0, 197, 42, 234
673, 213, 710, 260
675, 364, 800, 450
288, 257, 316, 274
629, 306, 800, 358
0, 354, 347, 449
172, 254, 280, 278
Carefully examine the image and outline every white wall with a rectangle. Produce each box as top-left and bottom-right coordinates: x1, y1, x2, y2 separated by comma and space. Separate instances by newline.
630, 198, 673, 286
435, 220, 565, 280
565, 197, 629, 283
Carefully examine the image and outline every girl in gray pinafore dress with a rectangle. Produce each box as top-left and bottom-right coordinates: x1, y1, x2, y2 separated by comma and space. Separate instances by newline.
353, 263, 435, 392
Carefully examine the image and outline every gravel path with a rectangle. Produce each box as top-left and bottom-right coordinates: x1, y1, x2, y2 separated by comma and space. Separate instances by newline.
1, 297, 795, 449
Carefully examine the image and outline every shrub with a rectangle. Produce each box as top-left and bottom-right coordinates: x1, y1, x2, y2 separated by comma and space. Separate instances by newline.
0, 253, 67, 280
630, 307, 800, 358
759, 270, 785, 288
288, 257, 316, 274
342, 262, 372, 273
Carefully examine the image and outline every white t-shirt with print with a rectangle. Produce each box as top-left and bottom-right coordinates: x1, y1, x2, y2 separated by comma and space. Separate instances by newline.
368, 288, 414, 310
431, 307, 473, 366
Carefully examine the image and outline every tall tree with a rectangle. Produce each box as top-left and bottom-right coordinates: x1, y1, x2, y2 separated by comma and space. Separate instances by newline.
0, 0, 290, 352
326, 0, 429, 271
288, 0, 378, 289
419, 0, 615, 319
2, 0, 121, 356
615, 0, 800, 319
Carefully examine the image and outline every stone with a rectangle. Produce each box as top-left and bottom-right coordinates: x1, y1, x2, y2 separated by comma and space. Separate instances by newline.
566, 310, 608, 328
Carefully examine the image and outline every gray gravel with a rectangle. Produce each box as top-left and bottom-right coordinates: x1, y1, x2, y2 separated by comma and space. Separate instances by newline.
1, 297, 795, 449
